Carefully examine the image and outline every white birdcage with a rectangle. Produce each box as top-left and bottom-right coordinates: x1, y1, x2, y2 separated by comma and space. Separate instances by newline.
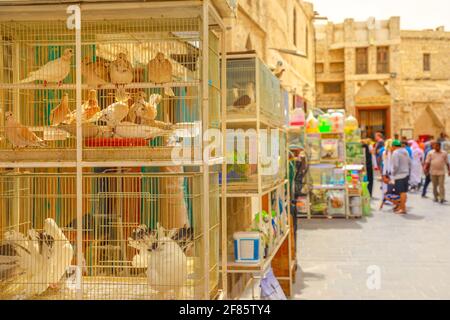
0, 0, 230, 300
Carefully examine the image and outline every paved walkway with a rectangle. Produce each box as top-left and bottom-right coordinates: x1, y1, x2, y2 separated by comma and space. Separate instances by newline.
294, 178, 450, 300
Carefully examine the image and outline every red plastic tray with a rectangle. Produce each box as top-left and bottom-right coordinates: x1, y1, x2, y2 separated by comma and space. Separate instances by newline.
84, 137, 148, 147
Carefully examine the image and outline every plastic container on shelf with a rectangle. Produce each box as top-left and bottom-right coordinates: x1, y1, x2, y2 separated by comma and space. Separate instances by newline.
306, 111, 319, 133
309, 164, 335, 186
289, 107, 305, 126
318, 113, 332, 133
233, 232, 261, 263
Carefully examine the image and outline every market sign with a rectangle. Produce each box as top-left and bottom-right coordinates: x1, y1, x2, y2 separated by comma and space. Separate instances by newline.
355, 95, 391, 107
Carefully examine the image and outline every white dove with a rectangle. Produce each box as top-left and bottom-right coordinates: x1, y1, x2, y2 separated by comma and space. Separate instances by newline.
128, 225, 155, 268
109, 52, 133, 86
50, 93, 71, 126
88, 88, 130, 128
147, 224, 187, 300
0, 218, 73, 297
20, 48, 73, 86
5, 111, 46, 149
1, 228, 54, 297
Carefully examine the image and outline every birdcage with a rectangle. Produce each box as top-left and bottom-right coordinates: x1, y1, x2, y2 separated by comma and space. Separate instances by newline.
0, 0, 231, 301
226, 55, 284, 126
0, 168, 221, 300
225, 128, 287, 194
0, 1, 226, 166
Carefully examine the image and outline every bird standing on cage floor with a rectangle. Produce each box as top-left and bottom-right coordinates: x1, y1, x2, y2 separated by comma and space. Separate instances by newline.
110, 52, 133, 88
4, 111, 46, 149
148, 52, 175, 97
232, 82, 255, 109
0, 218, 74, 298
19, 48, 73, 87
128, 224, 189, 299
50, 92, 71, 126
147, 224, 188, 300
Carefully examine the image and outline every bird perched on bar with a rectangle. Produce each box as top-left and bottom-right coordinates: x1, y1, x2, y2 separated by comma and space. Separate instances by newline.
5, 111, 46, 149
109, 52, 133, 87
81, 56, 110, 87
89, 88, 130, 128
50, 93, 71, 126
148, 52, 175, 96
81, 89, 101, 121
19, 48, 73, 86
232, 82, 255, 108
270, 60, 286, 79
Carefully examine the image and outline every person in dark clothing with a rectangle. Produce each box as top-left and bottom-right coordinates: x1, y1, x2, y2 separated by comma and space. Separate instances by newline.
362, 141, 374, 197
422, 141, 433, 198
373, 132, 385, 170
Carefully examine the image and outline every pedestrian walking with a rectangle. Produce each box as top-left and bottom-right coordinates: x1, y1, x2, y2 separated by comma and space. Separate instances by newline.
408, 140, 424, 191
373, 132, 385, 170
424, 142, 450, 204
362, 139, 373, 197
422, 140, 433, 198
391, 140, 411, 214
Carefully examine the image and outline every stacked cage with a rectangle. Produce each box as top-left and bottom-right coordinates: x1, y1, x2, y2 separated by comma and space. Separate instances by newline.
0, 1, 229, 300
224, 54, 292, 299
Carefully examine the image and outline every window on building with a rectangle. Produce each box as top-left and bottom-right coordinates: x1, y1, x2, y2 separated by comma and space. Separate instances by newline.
423, 53, 431, 71
316, 63, 324, 73
377, 47, 390, 73
293, 9, 297, 46
355, 48, 368, 74
323, 82, 342, 94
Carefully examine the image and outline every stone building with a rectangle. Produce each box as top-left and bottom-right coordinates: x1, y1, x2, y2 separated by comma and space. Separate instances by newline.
224, 0, 316, 109
315, 17, 450, 139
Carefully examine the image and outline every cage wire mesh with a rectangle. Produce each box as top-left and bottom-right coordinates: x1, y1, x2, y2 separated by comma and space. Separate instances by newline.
0, 16, 223, 163
226, 56, 283, 125
0, 169, 221, 300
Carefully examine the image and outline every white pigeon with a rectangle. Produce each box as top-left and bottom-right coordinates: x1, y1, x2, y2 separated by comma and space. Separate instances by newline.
0, 218, 73, 297
43, 218, 74, 288
1, 228, 54, 297
5, 111, 46, 149
50, 93, 71, 126
88, 88, 130, 128
147, 224, 187, 300
20, 48, 73, 86
128, 225, 156, 268
109, 52, 133, 86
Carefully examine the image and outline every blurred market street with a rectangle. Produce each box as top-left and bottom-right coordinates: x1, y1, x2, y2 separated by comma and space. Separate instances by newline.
295, 179, 450, 299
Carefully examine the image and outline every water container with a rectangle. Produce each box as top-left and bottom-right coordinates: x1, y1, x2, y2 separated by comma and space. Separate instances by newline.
289, 107, 305, 126
306, 111, 319, 133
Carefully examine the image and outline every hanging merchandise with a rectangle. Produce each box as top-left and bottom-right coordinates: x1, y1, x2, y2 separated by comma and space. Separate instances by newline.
260, 268, 287, 300
289, 106, 305, 126
344, 115, 359, 135
330, 111, 344, 133
306, 111, 319, 133
318, 113, 332, 133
